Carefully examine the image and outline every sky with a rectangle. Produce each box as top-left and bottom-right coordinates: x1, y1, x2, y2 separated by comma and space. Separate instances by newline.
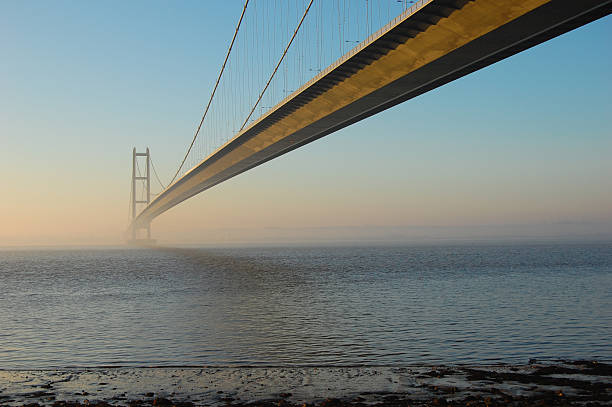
1, 1, 611, 246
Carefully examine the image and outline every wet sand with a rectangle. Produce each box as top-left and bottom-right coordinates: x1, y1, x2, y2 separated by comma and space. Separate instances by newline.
1, 361, 610, 406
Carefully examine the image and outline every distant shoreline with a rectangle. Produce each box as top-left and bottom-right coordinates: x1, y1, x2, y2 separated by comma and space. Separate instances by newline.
2, 238, 612, 251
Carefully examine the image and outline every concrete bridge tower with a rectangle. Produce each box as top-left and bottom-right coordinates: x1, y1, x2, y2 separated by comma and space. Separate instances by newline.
128, 147, 155, 245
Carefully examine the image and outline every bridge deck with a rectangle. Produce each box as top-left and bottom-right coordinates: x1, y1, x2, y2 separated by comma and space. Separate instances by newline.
132, 0, 611, 228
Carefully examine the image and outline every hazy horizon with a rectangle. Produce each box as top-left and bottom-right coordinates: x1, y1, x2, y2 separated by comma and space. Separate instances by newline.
2, 221, 611, 248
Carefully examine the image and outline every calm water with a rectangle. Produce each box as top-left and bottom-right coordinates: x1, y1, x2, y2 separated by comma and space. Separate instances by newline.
0, 243, 611, 369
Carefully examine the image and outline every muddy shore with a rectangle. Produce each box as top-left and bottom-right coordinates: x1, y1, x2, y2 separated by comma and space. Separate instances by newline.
1, 361, 610, 406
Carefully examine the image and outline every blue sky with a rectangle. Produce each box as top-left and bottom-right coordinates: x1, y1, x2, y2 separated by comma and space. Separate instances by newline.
1, 1, 610, 245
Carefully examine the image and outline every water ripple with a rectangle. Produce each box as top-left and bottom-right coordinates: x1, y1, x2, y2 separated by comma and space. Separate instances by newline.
0, 243, 611, 368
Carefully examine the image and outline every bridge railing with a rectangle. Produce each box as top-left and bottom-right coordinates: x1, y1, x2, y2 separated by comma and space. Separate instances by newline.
173, 0, 433, 181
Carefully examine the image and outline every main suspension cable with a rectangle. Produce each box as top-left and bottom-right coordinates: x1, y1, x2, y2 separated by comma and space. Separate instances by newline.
168, 0, 250, 186
149, 155, 168, 191
128, 178, 133, 222
239, 0, 315, 132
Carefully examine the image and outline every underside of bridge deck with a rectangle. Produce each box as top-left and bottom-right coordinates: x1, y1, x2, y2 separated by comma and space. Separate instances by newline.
132, 0, 611, 228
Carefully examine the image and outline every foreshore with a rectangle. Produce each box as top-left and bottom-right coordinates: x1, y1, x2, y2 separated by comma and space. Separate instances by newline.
1, 361, 610, 407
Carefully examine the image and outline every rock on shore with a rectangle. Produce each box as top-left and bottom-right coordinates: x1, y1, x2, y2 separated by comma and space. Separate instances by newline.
0, 361, 610, 406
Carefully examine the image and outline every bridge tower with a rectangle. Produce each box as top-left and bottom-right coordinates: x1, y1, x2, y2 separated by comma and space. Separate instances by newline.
128, 147, 155, 245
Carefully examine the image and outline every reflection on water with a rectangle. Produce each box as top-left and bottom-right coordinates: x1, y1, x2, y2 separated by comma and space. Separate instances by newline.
0, 244, 611, 368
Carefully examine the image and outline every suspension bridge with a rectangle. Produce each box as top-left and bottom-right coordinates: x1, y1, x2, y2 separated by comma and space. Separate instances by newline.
128, 0, 611, 243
